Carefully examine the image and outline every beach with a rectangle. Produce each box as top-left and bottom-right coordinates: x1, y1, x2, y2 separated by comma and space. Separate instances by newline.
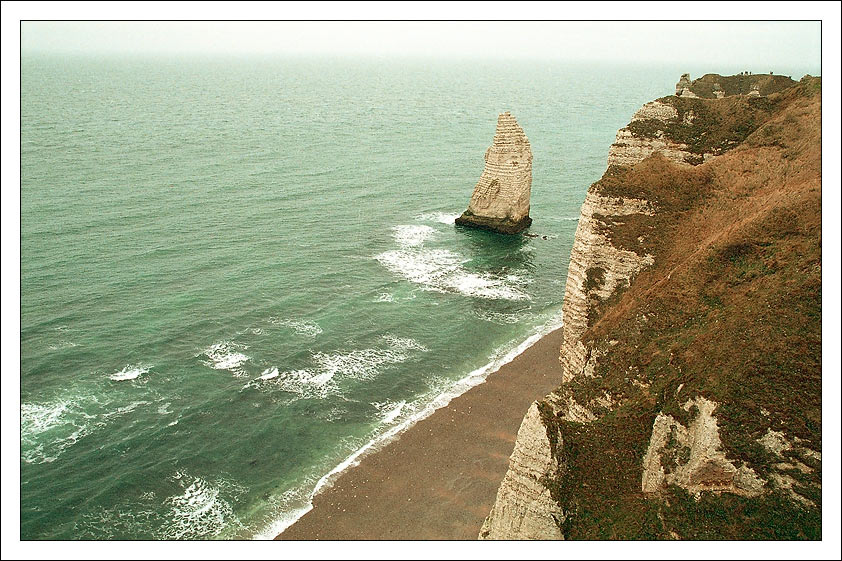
277, 326, 564, 540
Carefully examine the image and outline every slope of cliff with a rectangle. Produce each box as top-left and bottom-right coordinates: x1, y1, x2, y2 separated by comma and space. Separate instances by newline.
481, 75, 822, 540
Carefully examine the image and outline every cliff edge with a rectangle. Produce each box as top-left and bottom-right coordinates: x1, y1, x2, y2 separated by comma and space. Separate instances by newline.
481, 75, 822, 540
456, 112, 534, 234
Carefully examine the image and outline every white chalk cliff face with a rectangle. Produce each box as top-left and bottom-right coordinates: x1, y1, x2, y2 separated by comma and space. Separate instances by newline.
479, 403, 564, 540
456, 112, 533, 234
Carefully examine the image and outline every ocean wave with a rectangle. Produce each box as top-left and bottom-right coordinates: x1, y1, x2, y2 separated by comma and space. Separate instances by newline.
48, 340, 78, 350
473, 308, 528, 324
76, 471, 247, 540
270, 318, 323, 338
375, 224, 531, 301
243, 335, 428, 400
161, 471, 246, 540
416, 211, 461, 225
201, 341, 250, 376
109, 364, 149, 381
391, 224, 437, 247
374, 400, 409, 424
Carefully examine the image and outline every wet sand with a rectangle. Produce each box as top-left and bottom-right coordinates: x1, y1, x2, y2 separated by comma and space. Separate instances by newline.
277, 326, 564, 540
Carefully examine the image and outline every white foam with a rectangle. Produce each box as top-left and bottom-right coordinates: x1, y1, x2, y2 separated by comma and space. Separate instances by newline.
268, 309, 564, 539
376, 292, 395, 303
381, 334, 428, 352
391, 224, 437, 247
21, 400, 70, 438
202, 341, 250, 375
259, 367, 280, 380
109, 364, 149, 381
416, 211, 461, 225
20, 399, 90, 464
99, 400, 150, 421
375, 228, 531, 301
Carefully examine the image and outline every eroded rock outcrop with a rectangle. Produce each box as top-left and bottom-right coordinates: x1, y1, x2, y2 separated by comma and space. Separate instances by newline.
641, 397, 766, 497
675, 73, 694, 97
455, 112, 533, 234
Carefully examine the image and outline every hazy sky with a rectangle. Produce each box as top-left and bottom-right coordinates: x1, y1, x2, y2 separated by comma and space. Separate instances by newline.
21, 21, 822, 72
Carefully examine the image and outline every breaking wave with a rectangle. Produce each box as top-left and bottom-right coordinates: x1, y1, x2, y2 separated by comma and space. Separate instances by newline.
241, 335, 428, 400
201, 341, 250, 376
375, 224, 530, 301
109, 364, 149, 381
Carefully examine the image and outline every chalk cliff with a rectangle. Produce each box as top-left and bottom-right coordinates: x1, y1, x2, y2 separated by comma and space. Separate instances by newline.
481, 75, 822, 540
456, 112, 533, 234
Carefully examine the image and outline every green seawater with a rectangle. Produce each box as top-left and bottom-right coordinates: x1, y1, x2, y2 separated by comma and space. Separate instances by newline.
21, 55, 683, 539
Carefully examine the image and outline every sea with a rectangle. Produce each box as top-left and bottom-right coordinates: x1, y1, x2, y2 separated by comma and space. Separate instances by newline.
20, 55, 697, 539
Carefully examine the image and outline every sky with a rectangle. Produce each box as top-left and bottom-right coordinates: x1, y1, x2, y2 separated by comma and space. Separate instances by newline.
20, 20, 822, 74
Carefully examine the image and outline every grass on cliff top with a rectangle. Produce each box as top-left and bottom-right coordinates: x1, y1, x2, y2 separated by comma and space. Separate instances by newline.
542, 77, 822, 540
688, 73, 797, 98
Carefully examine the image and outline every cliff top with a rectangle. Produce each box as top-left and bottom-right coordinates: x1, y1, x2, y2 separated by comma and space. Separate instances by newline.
679, 72, 798, 98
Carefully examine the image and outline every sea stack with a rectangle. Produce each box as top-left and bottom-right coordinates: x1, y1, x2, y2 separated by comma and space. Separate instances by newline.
455, 112, 533, 234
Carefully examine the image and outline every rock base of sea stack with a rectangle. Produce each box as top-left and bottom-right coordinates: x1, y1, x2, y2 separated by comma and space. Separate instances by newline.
455, 211, 532, 235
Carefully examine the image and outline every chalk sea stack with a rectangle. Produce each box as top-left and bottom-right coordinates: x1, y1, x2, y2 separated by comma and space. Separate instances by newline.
455, 112, 533, 234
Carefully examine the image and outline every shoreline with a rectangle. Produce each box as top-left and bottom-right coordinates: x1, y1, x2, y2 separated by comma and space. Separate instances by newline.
275, 324, 565, 540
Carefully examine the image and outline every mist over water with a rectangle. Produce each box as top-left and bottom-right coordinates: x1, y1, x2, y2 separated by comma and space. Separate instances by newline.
21, 54, 685, 539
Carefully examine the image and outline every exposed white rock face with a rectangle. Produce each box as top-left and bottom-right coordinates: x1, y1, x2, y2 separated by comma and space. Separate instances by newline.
757, 429, 820, 506
748, 84, 761, 97
606, 100, 712, 167
560, 191, 654, 383
456, 112, 533, 234
641, 397, 766, 497
631, 100, 679, 122
479, 403, 564, 540
607, 128, 699, 167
